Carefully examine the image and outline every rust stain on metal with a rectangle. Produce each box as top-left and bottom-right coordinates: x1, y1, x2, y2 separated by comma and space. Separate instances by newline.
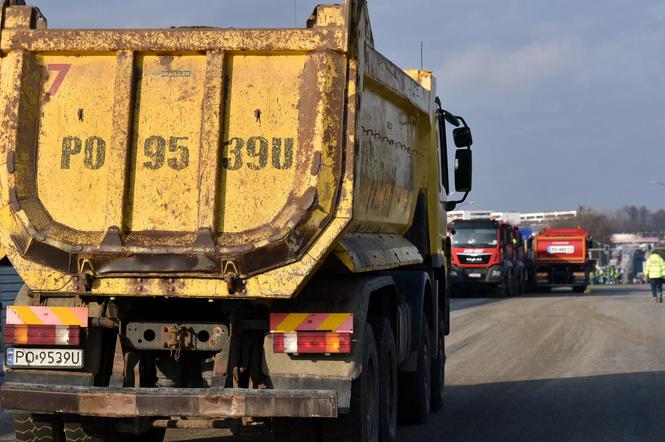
310, 151, 322, 176
0, 384, 341, 418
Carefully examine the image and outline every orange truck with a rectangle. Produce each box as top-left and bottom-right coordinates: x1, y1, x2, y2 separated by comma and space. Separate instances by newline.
533, 227, 593, 292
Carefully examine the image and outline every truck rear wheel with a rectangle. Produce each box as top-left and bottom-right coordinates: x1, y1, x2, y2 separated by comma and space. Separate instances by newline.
323, 324, 380, 442
398, 317, 431, 424
63, 418, 165, 442
370, 318, 397, 442
15, 414, 63, 442
430, 315, 446, 412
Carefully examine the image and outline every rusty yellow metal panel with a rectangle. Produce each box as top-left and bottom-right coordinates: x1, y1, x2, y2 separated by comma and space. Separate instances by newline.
351, 82, 419, 233
128, 54, 206, 232
36, 54, 116, 232
219, 54, 305, 234
405, 69, 447, 258
0, 1, 451, 299
334, 233, 423, 273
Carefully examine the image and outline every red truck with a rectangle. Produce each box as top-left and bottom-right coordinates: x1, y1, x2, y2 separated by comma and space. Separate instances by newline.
449, 219, 521, 297
532, 227, 593, 292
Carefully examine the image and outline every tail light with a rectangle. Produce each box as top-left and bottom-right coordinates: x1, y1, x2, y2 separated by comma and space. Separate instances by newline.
273, 332, 351, 354
4, 324, 80, 346
270, 312, 353, 355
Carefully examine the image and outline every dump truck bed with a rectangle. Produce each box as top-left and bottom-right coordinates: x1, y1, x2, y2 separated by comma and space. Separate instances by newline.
0, 3, 434, 299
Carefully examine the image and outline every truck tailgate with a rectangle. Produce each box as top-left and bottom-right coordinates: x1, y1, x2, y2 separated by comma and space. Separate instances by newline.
0, 5, 348, 287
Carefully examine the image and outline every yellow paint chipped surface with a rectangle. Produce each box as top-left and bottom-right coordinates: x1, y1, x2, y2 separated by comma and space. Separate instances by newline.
219, 54, 304, 233
37, 54, 115, 232
128, 55, 206, 232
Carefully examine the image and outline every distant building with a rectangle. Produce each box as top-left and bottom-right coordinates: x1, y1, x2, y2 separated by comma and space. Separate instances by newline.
448, 210, 520, 225
447, 211, 492, 222
610, 233, 658, 246
449, 210, 576, 226
490, 212, 522, 225
519, 211, 577, 224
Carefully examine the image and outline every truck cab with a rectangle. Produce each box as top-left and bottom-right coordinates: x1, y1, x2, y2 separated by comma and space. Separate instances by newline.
448, 219, 517, 297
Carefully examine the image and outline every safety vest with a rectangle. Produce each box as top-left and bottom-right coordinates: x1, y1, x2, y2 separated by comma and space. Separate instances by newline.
644, 254, 665, 278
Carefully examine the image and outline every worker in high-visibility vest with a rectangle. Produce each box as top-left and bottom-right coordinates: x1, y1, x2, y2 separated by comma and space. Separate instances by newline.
644, 251, 665, 303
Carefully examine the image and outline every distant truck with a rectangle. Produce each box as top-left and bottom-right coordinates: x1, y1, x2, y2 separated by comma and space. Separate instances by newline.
448, 219, 520, 297
533, 227, 593, 292
519, 227, 536, 290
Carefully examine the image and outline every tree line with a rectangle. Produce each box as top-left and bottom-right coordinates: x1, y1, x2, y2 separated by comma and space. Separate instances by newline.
547, 206, 665, 246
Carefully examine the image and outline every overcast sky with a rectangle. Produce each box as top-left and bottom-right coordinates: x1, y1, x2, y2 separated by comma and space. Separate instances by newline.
38, 1, 665, 212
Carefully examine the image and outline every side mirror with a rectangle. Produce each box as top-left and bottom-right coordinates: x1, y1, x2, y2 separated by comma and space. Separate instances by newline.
453, 126, 473, 148
454, 149, 472, 193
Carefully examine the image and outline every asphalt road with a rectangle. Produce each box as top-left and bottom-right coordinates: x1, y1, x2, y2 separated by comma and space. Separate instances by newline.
2, 285, 664, 441
402, 284, 665, 442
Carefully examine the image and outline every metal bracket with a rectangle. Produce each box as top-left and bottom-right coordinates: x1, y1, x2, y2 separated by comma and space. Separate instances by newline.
109, 334, 125, 387
125, 322, 229, 353
0, 0, 26, 31
211, 348, 230, 388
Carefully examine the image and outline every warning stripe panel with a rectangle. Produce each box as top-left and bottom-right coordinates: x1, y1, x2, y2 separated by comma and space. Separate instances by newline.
6, 307, 88, 327
270, 313, 353, 333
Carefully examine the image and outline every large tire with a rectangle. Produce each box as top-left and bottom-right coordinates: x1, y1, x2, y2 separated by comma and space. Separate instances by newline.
509, 269, 518, 297
63, 418, 164, 442
398, 317, 431, 425
64, 420, 107, 442
497, 279, 510, 298
370, 318, 397, 442
518, 270, 526, 295
323, 324, 380, 442
512, 274, 519, 296
15, 414, 63, 442
430, 315, 446, 412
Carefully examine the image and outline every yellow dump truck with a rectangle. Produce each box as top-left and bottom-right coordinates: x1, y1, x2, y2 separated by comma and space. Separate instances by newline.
0, 0, 473, 440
